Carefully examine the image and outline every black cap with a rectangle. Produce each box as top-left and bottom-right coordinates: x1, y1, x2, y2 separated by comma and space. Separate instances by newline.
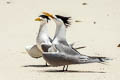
39, 15, 50, 22
55, 15, 71, 28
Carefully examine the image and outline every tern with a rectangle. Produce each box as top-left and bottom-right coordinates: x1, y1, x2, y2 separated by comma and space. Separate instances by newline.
25, 15, 51, 66
42, 12, 111, 71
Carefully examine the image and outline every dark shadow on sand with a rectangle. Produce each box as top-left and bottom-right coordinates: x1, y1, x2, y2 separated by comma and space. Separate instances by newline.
23, 65, 50, 67
44, 70, 106, 73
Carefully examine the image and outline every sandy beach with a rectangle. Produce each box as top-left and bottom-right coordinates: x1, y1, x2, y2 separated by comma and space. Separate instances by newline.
0, 0, 120, 80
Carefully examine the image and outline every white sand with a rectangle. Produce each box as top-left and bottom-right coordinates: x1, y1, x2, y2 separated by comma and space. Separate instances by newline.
0, 0, 120, 80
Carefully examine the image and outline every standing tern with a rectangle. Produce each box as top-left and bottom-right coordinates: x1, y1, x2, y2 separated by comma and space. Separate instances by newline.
25, 15, 51, 60
43, 12, 83, 71
35, 15, 52, 66
43, 12, 84, 70
42, 12, 111, 71
25, 15, 52, 66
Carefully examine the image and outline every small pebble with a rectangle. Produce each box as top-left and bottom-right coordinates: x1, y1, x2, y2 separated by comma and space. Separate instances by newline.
93, 21, 96, 24
117, 44, 120, 47
75, 20, 82, 22
82, 3, 87, 5
6, 1, 11, 4
107, 14, 110, 16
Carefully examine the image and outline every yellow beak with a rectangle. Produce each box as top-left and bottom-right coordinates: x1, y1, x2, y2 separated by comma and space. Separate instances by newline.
35, 17, 42, 21
42, 12, 54, 18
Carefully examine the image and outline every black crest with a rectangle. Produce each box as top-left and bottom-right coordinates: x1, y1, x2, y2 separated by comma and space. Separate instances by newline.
39, 15, 50, 22
55, 15, 71, 28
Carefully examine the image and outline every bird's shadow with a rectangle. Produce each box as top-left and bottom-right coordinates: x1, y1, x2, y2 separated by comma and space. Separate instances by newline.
23, 64, 50, 68
44, 70, 106, 73
22, 65, 106, 73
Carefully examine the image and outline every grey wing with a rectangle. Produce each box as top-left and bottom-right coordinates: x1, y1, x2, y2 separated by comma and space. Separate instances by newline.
58, 41, 84, 54
53, 44, 90, 63
55, 44, 82, 56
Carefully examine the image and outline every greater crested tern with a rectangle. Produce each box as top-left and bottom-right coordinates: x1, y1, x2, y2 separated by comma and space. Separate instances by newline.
25, 15, 51, 60
42, 12, 111, 71
35, 15, 52, 66
25, 15, 51, 66
43, 12, 83, 71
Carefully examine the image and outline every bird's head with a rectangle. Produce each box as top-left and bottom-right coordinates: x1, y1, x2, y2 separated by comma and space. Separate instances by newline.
55, 15, 71, 28
42, 12, 71, 28
35, 15, 50, 22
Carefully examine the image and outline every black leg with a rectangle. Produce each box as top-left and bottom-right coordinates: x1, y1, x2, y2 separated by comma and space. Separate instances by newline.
65, 65, 68, 71
45, 62, 48, 66
63, 65, 65, 71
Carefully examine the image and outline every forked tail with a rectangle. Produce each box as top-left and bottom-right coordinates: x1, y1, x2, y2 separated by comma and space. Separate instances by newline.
87, 56, 112, 63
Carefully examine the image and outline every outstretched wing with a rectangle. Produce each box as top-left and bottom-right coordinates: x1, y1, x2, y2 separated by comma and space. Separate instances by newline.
25, 45, 42, 58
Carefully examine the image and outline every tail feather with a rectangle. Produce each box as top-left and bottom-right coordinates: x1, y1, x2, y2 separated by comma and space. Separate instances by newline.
98, 57, 104, 62
88, 56, 112, 63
